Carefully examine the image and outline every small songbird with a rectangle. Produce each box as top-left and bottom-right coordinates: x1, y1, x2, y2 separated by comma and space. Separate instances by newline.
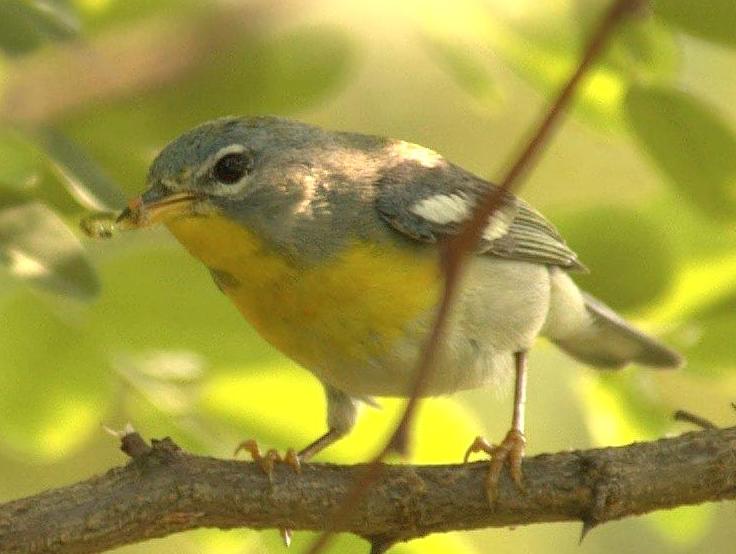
117, 116, 682, 499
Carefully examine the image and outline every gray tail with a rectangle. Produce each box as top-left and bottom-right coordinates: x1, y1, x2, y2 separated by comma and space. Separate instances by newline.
553, 293, 683, 370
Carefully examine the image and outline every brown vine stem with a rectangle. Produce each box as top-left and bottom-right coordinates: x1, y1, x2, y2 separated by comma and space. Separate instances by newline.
306, 1, 645, 552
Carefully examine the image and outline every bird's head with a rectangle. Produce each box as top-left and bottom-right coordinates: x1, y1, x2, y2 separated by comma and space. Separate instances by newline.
117, 116, 327, 229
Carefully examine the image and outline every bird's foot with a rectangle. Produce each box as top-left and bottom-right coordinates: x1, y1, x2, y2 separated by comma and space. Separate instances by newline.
464, 429, 526, 504
234, 439, 301, 482
234, 439, 300, 546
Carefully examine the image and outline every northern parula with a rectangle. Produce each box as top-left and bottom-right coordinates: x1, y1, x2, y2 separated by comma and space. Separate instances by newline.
116, 116, 682, 497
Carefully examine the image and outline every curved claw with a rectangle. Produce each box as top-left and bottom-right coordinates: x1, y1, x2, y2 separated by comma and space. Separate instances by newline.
280, 527, 293, 547
464, 429, 526, 504
234, 439, 302, 481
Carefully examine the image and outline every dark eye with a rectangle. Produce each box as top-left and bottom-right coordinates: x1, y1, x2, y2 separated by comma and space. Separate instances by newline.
213, 152, 251, 184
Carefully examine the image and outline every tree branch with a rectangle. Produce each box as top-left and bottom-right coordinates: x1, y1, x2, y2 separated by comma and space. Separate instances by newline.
1, 427, 735, 553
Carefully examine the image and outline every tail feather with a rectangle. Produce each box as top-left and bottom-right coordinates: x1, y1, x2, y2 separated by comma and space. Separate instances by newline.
544, 270, 683, 370
559, 293, 683, 369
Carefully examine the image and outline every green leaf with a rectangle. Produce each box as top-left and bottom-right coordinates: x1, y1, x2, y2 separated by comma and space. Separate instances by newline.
605, 17, 679, 82
556, 206, 677, 312
0, 128, 44, 191
420, 34, 499, 106
85, 247, 278, 370
486, 3, 678, 131
675, 289, 736, 376
394, 533, 477, 554
74, 0, 201, 32
186, 528, 256, 554
647, 504, 715, 547
148, 24, 356, 123
257, 529, 371, 554
577, 372, 670, 446
0, 291, 113, 461
653, 0, 736, 49
0, 200, 99, 299
200, 365, 483, 464
0, 0, 79, 55
58, 25, 356, 194
36, 126, 127, 211
625, 85, 736, 220
249, 524, 476, 554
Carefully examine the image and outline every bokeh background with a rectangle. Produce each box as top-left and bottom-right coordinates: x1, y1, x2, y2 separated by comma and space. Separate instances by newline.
1, 0, 735, 552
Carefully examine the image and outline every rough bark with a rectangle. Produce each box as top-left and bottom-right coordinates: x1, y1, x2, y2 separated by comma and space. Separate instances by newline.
1, 427, 735, 553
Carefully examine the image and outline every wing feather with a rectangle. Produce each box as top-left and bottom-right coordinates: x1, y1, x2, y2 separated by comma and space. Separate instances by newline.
375, 158, 583, 270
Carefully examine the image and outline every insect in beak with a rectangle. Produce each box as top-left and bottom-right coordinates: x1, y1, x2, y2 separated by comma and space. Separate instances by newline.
117, 189, 200, 229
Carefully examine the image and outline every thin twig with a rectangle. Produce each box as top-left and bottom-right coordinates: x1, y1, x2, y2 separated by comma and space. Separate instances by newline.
673, 409, 717, 430
305, 1, 643, 552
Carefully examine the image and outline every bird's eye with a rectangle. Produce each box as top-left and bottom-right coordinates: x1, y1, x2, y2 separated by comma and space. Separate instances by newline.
213, 152, 251, 184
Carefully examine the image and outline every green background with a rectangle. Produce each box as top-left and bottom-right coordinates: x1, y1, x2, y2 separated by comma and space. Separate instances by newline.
1, 0, 735, 552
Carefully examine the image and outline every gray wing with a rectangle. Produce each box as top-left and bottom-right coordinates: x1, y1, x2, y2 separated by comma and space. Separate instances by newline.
375, 159, 584, 270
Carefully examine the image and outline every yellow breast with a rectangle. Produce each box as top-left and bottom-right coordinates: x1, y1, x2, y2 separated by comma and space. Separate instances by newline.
165, 214, 440, 371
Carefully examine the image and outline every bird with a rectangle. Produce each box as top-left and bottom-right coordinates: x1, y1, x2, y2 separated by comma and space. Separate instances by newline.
115, 115, 683, 500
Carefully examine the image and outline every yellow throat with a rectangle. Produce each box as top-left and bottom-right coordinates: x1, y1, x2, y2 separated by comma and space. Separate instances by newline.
165, 213, 440, 371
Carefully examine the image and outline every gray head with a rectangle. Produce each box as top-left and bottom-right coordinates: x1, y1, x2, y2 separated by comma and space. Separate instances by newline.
147, 116, 325, 203
139, 116, 394, 219
119, 116, 399, 256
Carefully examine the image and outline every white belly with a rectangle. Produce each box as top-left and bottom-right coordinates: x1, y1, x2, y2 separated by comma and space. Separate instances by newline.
312, 258, 552, 397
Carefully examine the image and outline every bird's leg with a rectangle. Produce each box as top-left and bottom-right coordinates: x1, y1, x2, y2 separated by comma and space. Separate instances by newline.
299, 384, 359, 461
233, 385, 356, 474
298, 427, 347, 461
235, 386, 357, 545
234, 439, 301, 544
234, 439, 301, 481
464, 350, 528, 504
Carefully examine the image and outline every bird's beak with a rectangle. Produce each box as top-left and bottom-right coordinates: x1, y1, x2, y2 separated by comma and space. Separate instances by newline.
116, 186, 199, 229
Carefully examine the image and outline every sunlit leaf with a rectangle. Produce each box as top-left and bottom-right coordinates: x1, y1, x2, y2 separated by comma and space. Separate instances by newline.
75, 0, 201, 32
577, 372, 670, 447
489, 25, 627, 129
0, 0, 79, 55
420, 33, 499, 107
86, 246, 277, 369
653, 0, 736, 49
121, 386, 211, 455
394, 532, 477, 554
674, 290, 736, 376
130, 349, 206, 382
625, 85, 736, 220
251, 523, 476, 554
199, 364, 324, 453
647, 504, 715, 548
37, 127, 127, 211
0, 292, 113, 461
199, 365, 483, 464
188, 528, 255, 554
605, 17, 679, 81
0, 200, 99, 299
556, 206, 677, 312
255, 529, 370, 554
0, 128, 44, 191
486, 2, 678, 131
571, 0, 680, 82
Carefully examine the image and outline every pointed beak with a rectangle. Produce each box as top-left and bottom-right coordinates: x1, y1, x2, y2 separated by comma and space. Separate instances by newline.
116, 186, 199, 229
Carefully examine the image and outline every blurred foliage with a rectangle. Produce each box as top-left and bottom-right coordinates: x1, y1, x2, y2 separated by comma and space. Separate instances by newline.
625, 85, 736, 220
1, 1, 736, 553
652, 0, 736, 49
556, 205, 676, 311
0, 0, 79, 55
